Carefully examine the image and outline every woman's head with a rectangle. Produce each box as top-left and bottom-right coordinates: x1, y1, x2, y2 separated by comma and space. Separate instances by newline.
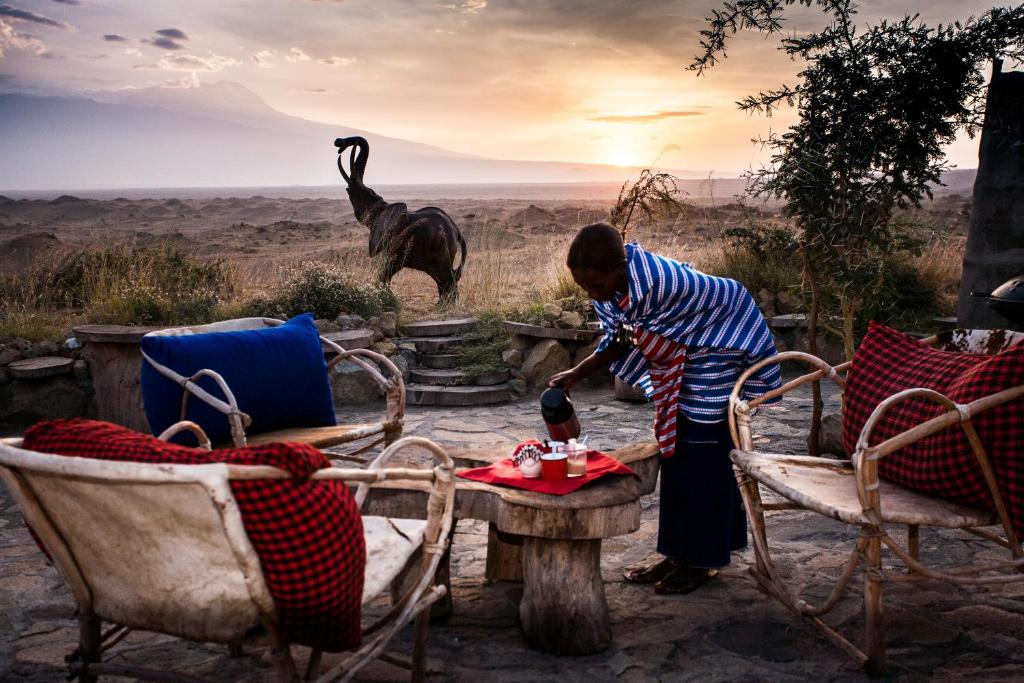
566, 222, 628, 301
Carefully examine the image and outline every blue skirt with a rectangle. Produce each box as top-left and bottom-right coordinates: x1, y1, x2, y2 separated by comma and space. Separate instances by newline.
656, 415, 747, 568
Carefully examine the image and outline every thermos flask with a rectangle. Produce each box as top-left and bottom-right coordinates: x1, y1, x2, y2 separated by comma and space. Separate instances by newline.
540, 387, 581, 442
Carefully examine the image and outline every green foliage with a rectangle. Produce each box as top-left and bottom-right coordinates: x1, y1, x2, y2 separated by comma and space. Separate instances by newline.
527, 268, 591, 320
3, 244, 239, 327
269, 261, 398, 319
454, 309, 511, 377
711, 225, 803, 298
693, 0, 1024, 353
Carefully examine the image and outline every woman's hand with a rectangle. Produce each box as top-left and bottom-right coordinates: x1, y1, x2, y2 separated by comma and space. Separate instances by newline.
548, 368, 582, 391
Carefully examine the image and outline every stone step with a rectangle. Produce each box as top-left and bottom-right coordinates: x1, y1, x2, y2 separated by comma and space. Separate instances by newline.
404, 335, 465, 354
410, 368, 513, 386
8, 356, 73, 379
502, 320, 598, 342
321, 328, 374, 350
401, 317, 477, 338
405, 382, 512, 407
418, 353, 460, 369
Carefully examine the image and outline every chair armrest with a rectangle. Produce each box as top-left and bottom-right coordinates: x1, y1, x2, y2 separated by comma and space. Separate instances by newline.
325, 346, 407, 428
141, 352, 252, 447
728, 351, 848, 450
156, 421, 212, 450
852, 384, 1024, 545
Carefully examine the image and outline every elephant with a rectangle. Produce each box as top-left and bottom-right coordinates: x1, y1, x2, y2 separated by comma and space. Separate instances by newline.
335, 136, 467, 304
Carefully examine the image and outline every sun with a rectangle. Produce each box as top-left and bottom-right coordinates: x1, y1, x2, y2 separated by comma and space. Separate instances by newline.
607, 147, 639, 168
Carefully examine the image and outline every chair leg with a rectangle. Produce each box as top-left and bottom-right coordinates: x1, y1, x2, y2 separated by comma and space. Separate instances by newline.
863, 531, 886, 676
76, 613, 102, 683
411, 610, 429, 683
304, 649, 322, 681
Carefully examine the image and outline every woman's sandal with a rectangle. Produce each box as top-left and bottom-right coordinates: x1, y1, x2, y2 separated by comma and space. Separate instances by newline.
654, 566, 719, 595
622, 556, 680, 584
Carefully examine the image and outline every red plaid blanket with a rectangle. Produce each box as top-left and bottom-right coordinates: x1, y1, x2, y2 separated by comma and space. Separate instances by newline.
843, 323, 1024, 535
23, 418, 365, 652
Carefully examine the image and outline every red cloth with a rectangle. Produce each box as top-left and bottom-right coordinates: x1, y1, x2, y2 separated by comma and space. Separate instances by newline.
457, 449, 637, 495
22, 418, 365, 652
843, 322, 1024, 535
633, 326, 687, 458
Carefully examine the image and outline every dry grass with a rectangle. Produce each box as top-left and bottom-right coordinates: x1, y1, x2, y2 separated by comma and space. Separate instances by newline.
908, 237, 964, 315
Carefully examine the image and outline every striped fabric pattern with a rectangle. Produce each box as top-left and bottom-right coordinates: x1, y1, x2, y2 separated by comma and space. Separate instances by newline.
594, 243, 782, 448
632, 326, 688, 456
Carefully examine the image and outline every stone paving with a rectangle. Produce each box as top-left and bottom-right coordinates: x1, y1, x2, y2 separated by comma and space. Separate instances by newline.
3, 382, 1024, 681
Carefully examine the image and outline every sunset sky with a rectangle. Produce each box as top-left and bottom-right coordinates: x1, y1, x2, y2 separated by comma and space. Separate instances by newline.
0, 0, 1014, 175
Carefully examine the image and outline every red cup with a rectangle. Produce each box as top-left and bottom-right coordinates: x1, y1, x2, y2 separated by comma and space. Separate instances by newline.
540, 453, 568, 481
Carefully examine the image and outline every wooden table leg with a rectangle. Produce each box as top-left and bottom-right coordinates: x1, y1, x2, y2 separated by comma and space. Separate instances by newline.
485, 524, 523, 582
519, 537, 611, 655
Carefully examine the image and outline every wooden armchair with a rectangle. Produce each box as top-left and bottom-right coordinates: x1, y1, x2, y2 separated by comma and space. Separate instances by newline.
142, 317, 405, 455
0, 427, 455, 683
727, 329, 1024, 675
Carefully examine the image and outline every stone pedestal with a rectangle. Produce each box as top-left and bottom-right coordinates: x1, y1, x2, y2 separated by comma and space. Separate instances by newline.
73, 325, 162, 432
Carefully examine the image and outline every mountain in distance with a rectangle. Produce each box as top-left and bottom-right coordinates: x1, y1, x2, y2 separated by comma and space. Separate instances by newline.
0, 81, 712, 192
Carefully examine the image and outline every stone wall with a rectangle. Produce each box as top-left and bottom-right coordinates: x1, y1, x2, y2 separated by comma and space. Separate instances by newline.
0, 337, 95, 426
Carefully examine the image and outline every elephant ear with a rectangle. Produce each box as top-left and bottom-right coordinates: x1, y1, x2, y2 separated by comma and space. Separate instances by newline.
369, 202, 409, 256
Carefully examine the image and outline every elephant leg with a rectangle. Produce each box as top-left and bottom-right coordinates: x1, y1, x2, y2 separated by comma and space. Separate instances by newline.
378, 257, 402, 284
433, 268, 458, 307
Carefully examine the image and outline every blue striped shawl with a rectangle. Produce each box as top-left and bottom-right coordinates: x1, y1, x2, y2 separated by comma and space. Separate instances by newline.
594, 243, 782, 422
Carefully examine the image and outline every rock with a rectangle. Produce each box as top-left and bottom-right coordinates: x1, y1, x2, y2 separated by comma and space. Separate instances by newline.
0, 347, 21, 366
64, 337, 81, 351
0, 376, 94, 424
390, 354, 411, 382
73, 359, 90, 380
521, 339, 570, 389
330, 360, 383, 405
37, 340, 60, 356
757, 288, 776, 318
370, 340, 398, 357
508, 335, 534, 352
398, 347, 417, 368
816, 411, 848, 457
334, 313, 367, 331
572, 338, 601, 365
0, 368, 9, 386
314, 318, 340, 333
541, 303, 562, 320
21, 345, 44, 359
776, 290, 803, 314
501, 348, 524, 369
555, 311, 584, 329
509, 378, 528, 396
370, 312, 398, 338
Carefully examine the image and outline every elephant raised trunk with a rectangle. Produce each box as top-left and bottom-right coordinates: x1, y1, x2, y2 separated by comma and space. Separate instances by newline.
334, 136, 467, 305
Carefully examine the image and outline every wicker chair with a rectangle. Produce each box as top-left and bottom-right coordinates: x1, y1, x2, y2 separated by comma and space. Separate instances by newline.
141, 317, 405, 455
0, 426, 455, 683
728, 328, 1024, 675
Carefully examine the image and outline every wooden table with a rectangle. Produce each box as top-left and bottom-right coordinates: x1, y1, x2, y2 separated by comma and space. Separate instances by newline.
363, 440, 661, 655
72, 325, 164, 432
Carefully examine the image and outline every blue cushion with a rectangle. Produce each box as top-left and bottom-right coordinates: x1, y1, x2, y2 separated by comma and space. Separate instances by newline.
141, 313, 336, 445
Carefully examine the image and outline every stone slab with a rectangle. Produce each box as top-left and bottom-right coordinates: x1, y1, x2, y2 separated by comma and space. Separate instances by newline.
405, 382, 511, 406
72, 324, 164, 344
401, 317, 477, 337
321, 328, 374, 350
7, 356, 73, 379
410, 368, 468, 386
404, 336, 465, 354
418, 353, 458, 369
503, 321, 598, 342
768, 314, 808, 329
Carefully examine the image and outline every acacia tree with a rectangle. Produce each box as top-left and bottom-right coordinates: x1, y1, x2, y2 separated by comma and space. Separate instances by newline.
691, 0, 1024, 452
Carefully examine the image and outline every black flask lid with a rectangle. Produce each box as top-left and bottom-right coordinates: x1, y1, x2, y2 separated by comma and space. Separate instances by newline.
540, 387, 575, 424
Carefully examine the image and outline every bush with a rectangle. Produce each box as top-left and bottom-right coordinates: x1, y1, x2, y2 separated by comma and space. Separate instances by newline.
706, 224, 803, 297
454, 309, 511, 377
270, 261, 399, 319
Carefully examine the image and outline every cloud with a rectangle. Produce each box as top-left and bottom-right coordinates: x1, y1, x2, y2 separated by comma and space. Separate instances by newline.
286, 47, 310, 63
588, 110, 704, 123
319, 55, 356, 66
50, 0, 80, 4
0, 4, 71, 29
299, 87, 331, 93
103, 34, 126, 42
122, 46, 141, 56
157, 52, 238, 72
155, 28, 188, 40
146, 36, 183, 50
0, 17, 49, 57
251, 49, 274, 68
445, 0, 487, 12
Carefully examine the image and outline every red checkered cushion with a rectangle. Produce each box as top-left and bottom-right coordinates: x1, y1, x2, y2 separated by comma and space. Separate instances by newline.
22, 418, 365, 652
843, 322, 1024, 535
